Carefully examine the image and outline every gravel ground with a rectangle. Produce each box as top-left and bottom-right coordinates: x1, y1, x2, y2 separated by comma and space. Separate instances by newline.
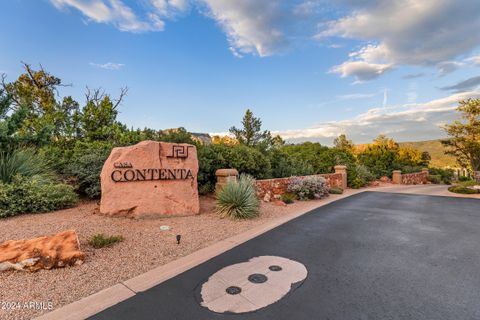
0, 195, 335, 320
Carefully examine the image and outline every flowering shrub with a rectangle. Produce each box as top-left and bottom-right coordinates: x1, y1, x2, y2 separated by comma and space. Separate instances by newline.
287, 176, 329, 200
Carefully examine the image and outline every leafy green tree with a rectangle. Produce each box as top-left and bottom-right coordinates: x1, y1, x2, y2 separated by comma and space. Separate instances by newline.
333, 134, 354, 152
77, 88, 128, 142
358, 135, 399, 177
442, 98, 480, 172
1, 63, 71, 143
229, 109, 272, 148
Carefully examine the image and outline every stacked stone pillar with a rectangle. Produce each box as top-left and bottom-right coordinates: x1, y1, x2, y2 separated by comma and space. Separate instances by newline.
334, 165, 348, 189
392, 170, 402, 184
215, 169, 239, 192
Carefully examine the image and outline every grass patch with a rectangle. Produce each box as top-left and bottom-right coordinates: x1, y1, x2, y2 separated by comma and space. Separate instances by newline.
448, 186, 479, 195
328, 187, 344, 194
88, 233, 124, 249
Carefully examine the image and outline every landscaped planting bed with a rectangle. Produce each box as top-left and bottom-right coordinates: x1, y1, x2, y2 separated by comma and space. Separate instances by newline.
0, 195, 338, 320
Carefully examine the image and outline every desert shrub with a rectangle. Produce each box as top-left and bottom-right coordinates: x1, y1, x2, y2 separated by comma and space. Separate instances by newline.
216, 174, 260, 219
66, 141, 112, 198
428, 168, 454, 184
88, 233, 124, 248
348, 164, 375, 188
329, 187, 343, 194
287, 176, 329, 200
280, 192, 296, 204
427, 175, 442, 184
0, 149, 54, 184
448, 186, 478, 194
0, 175, 77, 218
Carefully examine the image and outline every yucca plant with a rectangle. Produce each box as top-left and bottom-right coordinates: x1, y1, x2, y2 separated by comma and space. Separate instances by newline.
216, 174, 260, 219
0, 148, 54, 184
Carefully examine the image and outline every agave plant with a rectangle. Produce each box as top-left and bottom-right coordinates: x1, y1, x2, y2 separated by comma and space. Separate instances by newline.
216, 174, 260, 219
0, 148, 54, 184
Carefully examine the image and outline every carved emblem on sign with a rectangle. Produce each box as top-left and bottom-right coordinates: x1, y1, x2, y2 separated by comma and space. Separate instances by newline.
167, 145, 193, 158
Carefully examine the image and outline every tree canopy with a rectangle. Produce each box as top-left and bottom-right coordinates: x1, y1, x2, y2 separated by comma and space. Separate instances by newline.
442, 98, 480, 171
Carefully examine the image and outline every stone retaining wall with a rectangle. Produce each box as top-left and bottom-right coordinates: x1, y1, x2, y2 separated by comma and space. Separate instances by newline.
255, 173, 343, 201
401, 171, 428, 185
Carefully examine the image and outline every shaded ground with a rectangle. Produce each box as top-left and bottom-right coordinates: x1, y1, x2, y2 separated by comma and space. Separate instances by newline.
92, 192, 480, 320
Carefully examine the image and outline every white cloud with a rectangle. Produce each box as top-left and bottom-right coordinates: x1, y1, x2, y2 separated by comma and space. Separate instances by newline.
89, 62, 125, 70
50, 0, 165, 32
465, 55, 480, 66
198, 0, 288, 57
150, 0, 189, 17
319, 0, 480, 80
330, 60, 392, 83
272, 91, 480, 144
337, 93, 375, 100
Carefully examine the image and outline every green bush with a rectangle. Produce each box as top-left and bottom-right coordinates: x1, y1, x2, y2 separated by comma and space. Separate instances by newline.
287, 176, 329, 200
458, 180, 477, 187
280, 192, 296, 204
357, 144, 398, 178
448, 186, 478, 194
459, 175, 473, 182
427, 174, 442, 184
88, 233, 124, 248
428, 168, 454, 184
198, 183, 214, 195
329, 187, 343, 194
0, 149, 53, 184
216, 174, 260, 219
0, 175, 77, 218
198, 144, 271, 191
66, 141, 112, 198
268, 148, 314, 178
348, 164, 375, 188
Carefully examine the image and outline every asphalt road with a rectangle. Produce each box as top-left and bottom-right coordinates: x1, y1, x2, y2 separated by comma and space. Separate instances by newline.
91, 192, 480, 320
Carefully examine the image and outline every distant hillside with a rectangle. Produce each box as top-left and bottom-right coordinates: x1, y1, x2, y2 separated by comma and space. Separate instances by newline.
399, 139, 457, 168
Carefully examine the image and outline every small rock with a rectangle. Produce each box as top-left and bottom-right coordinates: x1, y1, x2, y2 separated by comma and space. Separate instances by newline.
263, 191, 272, 202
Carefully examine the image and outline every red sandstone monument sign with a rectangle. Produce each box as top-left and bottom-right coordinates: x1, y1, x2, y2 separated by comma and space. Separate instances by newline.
100, 140, 200, 218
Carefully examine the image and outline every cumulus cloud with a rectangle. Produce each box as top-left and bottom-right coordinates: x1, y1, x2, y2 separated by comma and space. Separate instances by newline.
330, 60, 392, 83
50, 0, 166, 32
319, 0, 480, 80
89, 62, 125, 70
272, 91, 480, 144
440, 76, 480, 93
198, 0, 288, 57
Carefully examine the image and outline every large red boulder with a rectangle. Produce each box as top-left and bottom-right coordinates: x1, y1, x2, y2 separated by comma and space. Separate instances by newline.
100, 141, 200, 218
0, 230, 85, 272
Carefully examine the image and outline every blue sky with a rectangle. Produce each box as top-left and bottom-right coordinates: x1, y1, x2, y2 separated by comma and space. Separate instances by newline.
1, 0, 480, 144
